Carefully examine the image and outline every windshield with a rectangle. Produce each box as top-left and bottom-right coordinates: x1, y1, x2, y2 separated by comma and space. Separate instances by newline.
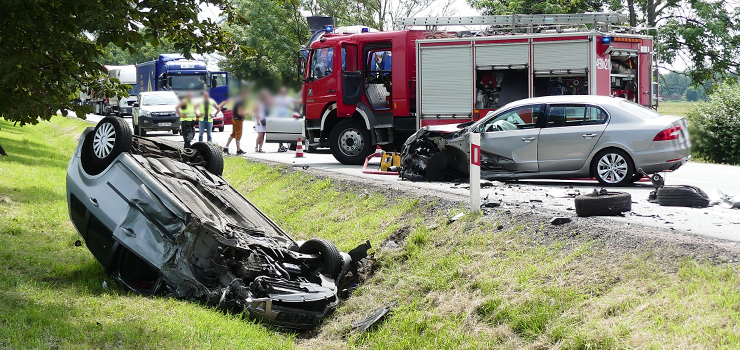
126, 84, 138, 96
170, 74, 207, 90
142, 94, 179, 106
619, 100, 661, 119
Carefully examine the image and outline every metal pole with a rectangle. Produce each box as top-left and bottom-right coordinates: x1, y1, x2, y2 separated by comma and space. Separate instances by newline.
470, 132, 481, 213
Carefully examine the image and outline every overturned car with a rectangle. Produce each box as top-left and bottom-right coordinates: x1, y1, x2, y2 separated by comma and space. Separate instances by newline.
401, 96, 691, 186
67, 117, 367, 329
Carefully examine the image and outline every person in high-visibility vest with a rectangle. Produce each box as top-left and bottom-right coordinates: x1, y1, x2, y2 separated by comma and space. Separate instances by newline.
175, 92, 197, 148
195, 91, 220, 143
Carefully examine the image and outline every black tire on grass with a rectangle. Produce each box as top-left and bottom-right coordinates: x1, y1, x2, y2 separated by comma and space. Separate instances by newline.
297, 239, 344, 280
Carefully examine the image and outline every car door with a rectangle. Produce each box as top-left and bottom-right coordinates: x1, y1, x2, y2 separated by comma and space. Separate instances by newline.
477, 104, 544, 174
537, 104, 609, 172
304, 47, 337, 120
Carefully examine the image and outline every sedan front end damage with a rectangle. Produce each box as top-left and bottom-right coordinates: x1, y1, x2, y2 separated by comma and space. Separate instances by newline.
67, 117, 367, 330
400, 126, 470, 182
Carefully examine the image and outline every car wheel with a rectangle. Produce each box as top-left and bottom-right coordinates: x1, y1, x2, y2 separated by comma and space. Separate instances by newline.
298, 239, 343, 280
656, 185, 710, 208
592, 149, 634, 186
575, 190, 632, 217
329, 119, 374, 165
90, 117, 132, 166
219, 126, 225, 132
190, 142, 224, 176
303, 139, 318, 153
172, 129, 179, 135
289, 142, 297, 151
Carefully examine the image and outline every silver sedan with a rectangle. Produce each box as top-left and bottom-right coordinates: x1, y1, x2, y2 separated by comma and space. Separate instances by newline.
400, 95, 691, 186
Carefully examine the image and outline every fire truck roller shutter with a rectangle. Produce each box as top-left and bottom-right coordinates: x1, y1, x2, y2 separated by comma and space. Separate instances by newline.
419, 45, 474, 117
532, 41, 589, 74
475, 44, 529, 68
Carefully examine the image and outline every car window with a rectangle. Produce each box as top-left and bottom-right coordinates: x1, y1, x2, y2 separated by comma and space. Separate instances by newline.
619, 100, 660, 119
546, 105, 608, 127
478, 105, 543, 133
310, 47, 334, 80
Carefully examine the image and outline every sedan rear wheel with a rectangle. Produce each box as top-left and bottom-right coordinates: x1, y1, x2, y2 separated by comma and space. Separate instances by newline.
592, 149, 634, 186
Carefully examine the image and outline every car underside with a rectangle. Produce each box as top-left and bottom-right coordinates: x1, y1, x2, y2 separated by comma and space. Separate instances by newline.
68, 117, 370, 330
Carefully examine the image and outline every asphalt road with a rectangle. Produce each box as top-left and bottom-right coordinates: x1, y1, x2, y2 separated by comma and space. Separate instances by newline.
83, 113, 740, 242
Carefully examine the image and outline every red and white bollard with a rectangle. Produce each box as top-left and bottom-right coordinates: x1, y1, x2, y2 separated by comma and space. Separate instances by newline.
470, 132, 481, 213
295, 137, 304, 158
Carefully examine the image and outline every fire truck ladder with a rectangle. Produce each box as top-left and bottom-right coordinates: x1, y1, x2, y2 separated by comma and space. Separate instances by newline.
395, 13, 628, 28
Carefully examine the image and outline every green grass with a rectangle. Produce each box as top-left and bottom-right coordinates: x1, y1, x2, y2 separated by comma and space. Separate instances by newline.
2, 116, 740, 349
657, 101, 698, 116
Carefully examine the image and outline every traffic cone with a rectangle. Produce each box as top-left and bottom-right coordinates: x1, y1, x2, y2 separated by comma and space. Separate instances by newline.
295, 137, 304, 158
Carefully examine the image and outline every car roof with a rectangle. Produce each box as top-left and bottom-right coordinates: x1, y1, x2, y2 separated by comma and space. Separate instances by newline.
501, 95, 626, 109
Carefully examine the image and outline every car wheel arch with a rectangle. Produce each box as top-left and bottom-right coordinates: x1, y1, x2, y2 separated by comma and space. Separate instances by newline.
320, 103, 376, 140
587, 145, 636, 177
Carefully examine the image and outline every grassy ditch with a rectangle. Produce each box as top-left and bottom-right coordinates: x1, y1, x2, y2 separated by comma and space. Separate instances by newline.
1, 116, 739, 349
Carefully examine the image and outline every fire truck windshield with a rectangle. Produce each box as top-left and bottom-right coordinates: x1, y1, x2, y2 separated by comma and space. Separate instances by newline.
170, 74, 207, 90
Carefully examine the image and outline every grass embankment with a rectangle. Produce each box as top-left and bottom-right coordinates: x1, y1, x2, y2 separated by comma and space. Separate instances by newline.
2, 116, 739, 349
657, 101, 697, 116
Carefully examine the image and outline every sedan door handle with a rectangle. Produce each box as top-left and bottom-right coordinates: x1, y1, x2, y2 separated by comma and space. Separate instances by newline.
521, 137, 536, 142
327, 89, 336, 93
89, 197, 99, 207
121, 227, 136, 238
582, 133, 598, 139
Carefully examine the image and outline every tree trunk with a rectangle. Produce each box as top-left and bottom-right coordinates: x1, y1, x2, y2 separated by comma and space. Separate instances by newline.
627, 0, 637, 27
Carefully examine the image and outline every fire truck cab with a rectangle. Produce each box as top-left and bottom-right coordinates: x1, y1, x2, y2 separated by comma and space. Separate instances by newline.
302, 13, 657, 165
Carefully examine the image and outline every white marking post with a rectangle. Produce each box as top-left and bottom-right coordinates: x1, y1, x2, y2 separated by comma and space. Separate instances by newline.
470, 132, 481, 213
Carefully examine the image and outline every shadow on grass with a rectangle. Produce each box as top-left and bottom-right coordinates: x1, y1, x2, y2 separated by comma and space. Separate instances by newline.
0, 136, 72, 169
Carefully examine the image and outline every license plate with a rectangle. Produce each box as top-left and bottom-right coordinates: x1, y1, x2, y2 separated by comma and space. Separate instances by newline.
159, 122, 171, 127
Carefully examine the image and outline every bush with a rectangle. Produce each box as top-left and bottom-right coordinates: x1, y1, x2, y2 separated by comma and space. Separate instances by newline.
687, 82, 740, 165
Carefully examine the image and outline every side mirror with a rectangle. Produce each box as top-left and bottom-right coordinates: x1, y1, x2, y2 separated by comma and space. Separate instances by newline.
133, 103, 139, 107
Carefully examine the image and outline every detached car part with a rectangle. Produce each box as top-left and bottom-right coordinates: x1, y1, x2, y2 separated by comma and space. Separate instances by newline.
67, 117, 368, 330
655, 185, 710, 208
575, 189, 632, 217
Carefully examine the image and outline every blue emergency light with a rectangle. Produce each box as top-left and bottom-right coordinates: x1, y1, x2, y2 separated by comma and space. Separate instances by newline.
361, 27, 369, 33
325, 25, 333, 33
601, 36, 612, 44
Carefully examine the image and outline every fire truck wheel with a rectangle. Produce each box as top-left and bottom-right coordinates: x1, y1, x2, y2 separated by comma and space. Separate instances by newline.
330, 119, 374, 165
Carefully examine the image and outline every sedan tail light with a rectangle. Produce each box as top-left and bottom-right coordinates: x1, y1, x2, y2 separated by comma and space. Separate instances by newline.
653, 126, 681, 141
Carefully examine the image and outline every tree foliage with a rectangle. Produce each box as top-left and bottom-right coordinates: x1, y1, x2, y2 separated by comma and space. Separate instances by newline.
221, 0, 308, 88
0, 0, 237, 126
687, 81, 740, 165
99, 37, 179, 66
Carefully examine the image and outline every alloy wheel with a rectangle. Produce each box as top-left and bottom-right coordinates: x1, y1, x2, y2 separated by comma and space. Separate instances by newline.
597, 153, 628, 184
93, 122, 116, 159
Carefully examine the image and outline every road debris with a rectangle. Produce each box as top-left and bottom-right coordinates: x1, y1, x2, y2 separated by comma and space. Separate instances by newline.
575, 189, 632, 217
550, 217, 572, 225
448, 212, 465, 223
351, 300, 398, 333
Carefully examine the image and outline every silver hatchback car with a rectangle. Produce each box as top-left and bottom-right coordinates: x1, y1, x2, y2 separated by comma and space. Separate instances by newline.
401, 96, 691, 186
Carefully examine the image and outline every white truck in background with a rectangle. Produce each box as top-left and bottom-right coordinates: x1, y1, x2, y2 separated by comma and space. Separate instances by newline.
107, 65, 137, 117
84, 65, 138, 116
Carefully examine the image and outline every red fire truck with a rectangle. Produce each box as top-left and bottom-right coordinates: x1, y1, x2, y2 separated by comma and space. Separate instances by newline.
302, 13, 657, 164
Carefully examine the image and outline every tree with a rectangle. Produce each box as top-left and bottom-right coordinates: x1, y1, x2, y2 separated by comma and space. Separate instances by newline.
468, 0, 603, 16
303, 0, 456, 31
99, 37, 179, 66
685, 87, 699, 101
0, 0, 237, 126
221, 0, 309, 88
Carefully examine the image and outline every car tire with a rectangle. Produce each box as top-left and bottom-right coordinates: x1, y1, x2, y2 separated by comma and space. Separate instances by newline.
575, 190, 632, 217
172, 129, 179, 135
89, 117, 132, 167
656, 185, 710, 208
190, 142, 224, 176
298, 239, 343, 280
289, 142, 297, 151
330, 119, 374, 165
219, 126, 225, 132
630, 173, 644, 183
591, 149, 635, 186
